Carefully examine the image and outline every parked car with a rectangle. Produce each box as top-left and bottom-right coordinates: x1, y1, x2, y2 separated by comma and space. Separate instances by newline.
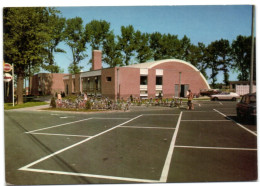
236, 93, 256, 122
200, 89, 221, 96
210, 92, 240, 101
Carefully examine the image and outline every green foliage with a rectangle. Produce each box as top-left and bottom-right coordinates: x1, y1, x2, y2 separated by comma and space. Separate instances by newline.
118, 25, 136, 65
85, 20, 111, 50
50, 97, 56, 108
134, 31, 152, 63
85, 101, 92, 110
103, 32, 123, 67
231, 35, 254, 81
64, 17, 87, 74
4, 7, 61, 104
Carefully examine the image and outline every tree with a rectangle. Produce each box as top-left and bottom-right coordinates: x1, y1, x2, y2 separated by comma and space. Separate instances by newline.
134, 31, 152, 63
231, 35, 253, 81
64, 17, 87, 74
204, 42, 220, 88
150, 32, 163, 60
118, 25, 136, 65
195, 42, 209, 79
178, 35, 192, 61
212, 39, 232, 85
42, 11, 66, 73
4, 7, 56, 104
102, 32, 123, 67
85, 20, 111, 50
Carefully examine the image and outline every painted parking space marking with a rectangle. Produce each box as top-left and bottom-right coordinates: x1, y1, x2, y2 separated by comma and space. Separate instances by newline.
214, 109, 257, 136
26, 118, 93, 134
119, 126, 175, 130
160, 112, 182, 182
92, 117, 131, 119
21, 168, 160, 183
60, 117, 68, 119
181, 120, 231, 122
143, 114, 180, 115
31, 132, 92, 138
175, 145, 257, 151
19, 115, 148, 182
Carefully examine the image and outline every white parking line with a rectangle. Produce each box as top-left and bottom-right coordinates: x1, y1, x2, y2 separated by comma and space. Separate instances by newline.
19, 115, 143, 171
175, 145, 257, 151
181, 120, 231, 122
214, 109, 257, 136
25, 118, 93, 134
219, 102, 223, 105
31, 132, 92, 138
143, 114, 180, 115
160, 112, 183, 182
21, 168, 160, 183
119, 126, 175, 130
92, 117, 131, 119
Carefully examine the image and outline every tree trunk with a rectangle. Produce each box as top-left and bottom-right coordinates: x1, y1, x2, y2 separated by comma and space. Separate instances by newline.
17, 73, 24, 104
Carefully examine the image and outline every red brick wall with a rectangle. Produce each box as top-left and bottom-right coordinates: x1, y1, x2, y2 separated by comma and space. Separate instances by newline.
148, 69, 156, 98
118, 67, 140, 99
101, 68, 117, 99
152, 61, 209, 97
92, 50, 102, 70
30, 73, 68, 96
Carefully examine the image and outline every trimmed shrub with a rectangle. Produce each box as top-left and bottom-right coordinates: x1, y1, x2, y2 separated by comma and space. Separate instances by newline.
50, 97, 56, 108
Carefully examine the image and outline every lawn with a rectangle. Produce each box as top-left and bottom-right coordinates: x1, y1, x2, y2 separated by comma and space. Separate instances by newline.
4, 101, 48, 110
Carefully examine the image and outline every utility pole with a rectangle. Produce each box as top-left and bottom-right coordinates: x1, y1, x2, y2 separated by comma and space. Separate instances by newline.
250, 5, 255, 94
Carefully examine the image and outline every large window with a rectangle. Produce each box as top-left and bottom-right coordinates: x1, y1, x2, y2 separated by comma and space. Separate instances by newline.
140, 76, 148, 85
156, 76, 163, 85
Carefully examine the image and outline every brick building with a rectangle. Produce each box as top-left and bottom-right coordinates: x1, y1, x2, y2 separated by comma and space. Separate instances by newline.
63, 50, 210, 99
30, 73, 68, 96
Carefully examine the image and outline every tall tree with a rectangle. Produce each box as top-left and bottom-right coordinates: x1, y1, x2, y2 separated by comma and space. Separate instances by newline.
4, 7, 56, 104
42, 10, 66, 73
204, 42, 221, 88
102, 32, 123, 67
64, 17, 87, 74
231, 35, 253, 81
134, 31, 152, 63
118, 25, 136, 65
85, 20, 111, 50
213, 39, 232, 85
150, 32, 163, 60
178, 35, 192, 61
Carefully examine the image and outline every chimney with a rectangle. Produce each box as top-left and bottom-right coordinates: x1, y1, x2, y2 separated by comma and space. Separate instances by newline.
92, 50, 102, 70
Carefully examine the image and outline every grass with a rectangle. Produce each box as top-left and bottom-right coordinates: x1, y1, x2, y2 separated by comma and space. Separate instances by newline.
4, 101, 48, 110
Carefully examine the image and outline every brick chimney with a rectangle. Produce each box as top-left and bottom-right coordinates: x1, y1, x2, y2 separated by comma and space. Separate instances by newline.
92, 50, 102, 70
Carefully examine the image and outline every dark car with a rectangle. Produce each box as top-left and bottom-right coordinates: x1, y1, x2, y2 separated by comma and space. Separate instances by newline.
236, 93, 256, 122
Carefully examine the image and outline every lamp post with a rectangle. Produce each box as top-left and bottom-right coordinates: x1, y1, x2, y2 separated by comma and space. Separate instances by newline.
250, 5, 255, 94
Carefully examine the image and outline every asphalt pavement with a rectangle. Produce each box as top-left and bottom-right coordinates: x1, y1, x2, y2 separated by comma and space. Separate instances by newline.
4, 100, 258, 184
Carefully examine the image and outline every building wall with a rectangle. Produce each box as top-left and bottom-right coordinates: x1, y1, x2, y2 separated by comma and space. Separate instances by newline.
31, 73, 67, 96
147, 69, 156, 98
118, 67, 140, 99
152, 62, 209, 97
101, 68, 117, 99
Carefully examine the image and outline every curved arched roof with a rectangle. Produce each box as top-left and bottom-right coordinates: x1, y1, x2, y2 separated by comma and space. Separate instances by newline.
125, 59, 210, 89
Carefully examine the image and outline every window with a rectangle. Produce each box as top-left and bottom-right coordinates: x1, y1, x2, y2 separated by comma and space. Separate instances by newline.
106, 77, 112, 82
140, 76, 147, 85
156, 76, 163, 85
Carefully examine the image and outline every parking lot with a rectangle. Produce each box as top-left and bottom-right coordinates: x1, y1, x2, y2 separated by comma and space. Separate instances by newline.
4, 100, 257, 184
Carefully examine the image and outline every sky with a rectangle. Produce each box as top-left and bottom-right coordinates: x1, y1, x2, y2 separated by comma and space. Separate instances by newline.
52, 5, 253, 83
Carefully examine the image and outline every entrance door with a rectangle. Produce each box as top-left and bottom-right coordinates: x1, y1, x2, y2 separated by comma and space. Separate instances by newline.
175, 84, 189, 97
